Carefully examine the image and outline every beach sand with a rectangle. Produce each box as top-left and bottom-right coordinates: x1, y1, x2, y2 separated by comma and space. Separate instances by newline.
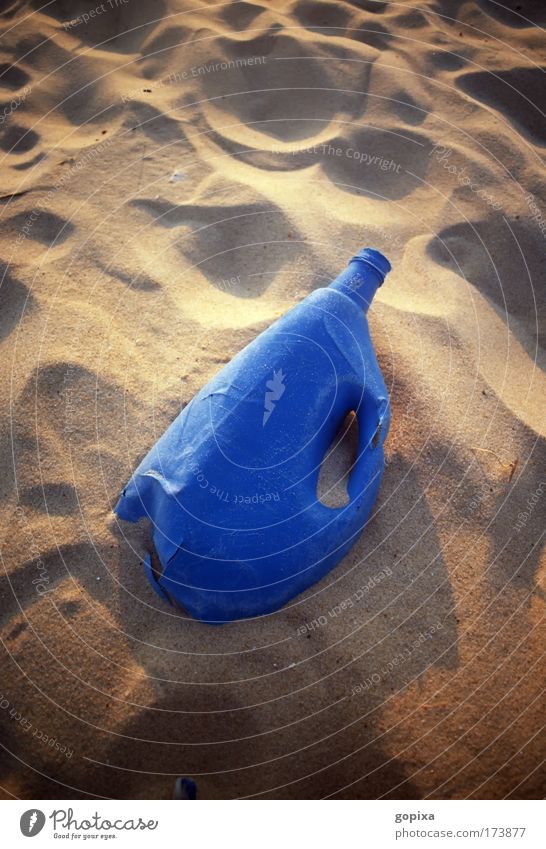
0, 0, 544, 799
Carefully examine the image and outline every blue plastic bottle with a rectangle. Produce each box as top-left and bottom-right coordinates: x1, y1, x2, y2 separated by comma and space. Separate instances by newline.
115, 248, 391, 622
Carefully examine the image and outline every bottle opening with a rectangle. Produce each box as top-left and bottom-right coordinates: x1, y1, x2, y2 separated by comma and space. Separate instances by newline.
350, 248, 392, 282
329, 247, 392, 310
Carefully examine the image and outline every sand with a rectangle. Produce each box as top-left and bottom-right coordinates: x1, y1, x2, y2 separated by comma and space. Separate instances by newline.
0, 0, 544, 800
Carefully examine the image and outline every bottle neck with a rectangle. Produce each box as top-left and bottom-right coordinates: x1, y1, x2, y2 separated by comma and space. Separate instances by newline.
329, 248, 391, 312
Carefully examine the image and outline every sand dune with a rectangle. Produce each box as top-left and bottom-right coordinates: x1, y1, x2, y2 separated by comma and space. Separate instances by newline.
0, 0, 544, 799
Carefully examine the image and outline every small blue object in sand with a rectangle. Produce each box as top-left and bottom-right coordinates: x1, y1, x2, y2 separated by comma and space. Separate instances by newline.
173, 777, 197, 800
115, 248, 392, 623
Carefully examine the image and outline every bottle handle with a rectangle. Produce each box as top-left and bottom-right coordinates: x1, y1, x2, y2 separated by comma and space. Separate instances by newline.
313, 349, 390, 523
347, 381, 390, 504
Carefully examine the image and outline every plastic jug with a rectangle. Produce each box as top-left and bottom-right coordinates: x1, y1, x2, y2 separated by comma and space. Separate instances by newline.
115, 248, 391, 622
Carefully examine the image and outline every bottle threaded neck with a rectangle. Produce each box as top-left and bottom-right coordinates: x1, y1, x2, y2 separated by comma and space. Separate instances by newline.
350, 248, 391, 281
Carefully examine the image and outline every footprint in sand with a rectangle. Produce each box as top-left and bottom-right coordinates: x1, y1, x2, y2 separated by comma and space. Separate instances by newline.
4, 210, 74, 246
125, 101, 187, 143
0, 264, 36, 341
220, 0, 267, 30
130, 194, 293, 294
292, 1, 352, 37
427, 216, 545, 349
319, 125, 430, 201
477, 0, 546, 29
198, 30, 377, 143
19, 483, 80, 517
0, 62, 30, 89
